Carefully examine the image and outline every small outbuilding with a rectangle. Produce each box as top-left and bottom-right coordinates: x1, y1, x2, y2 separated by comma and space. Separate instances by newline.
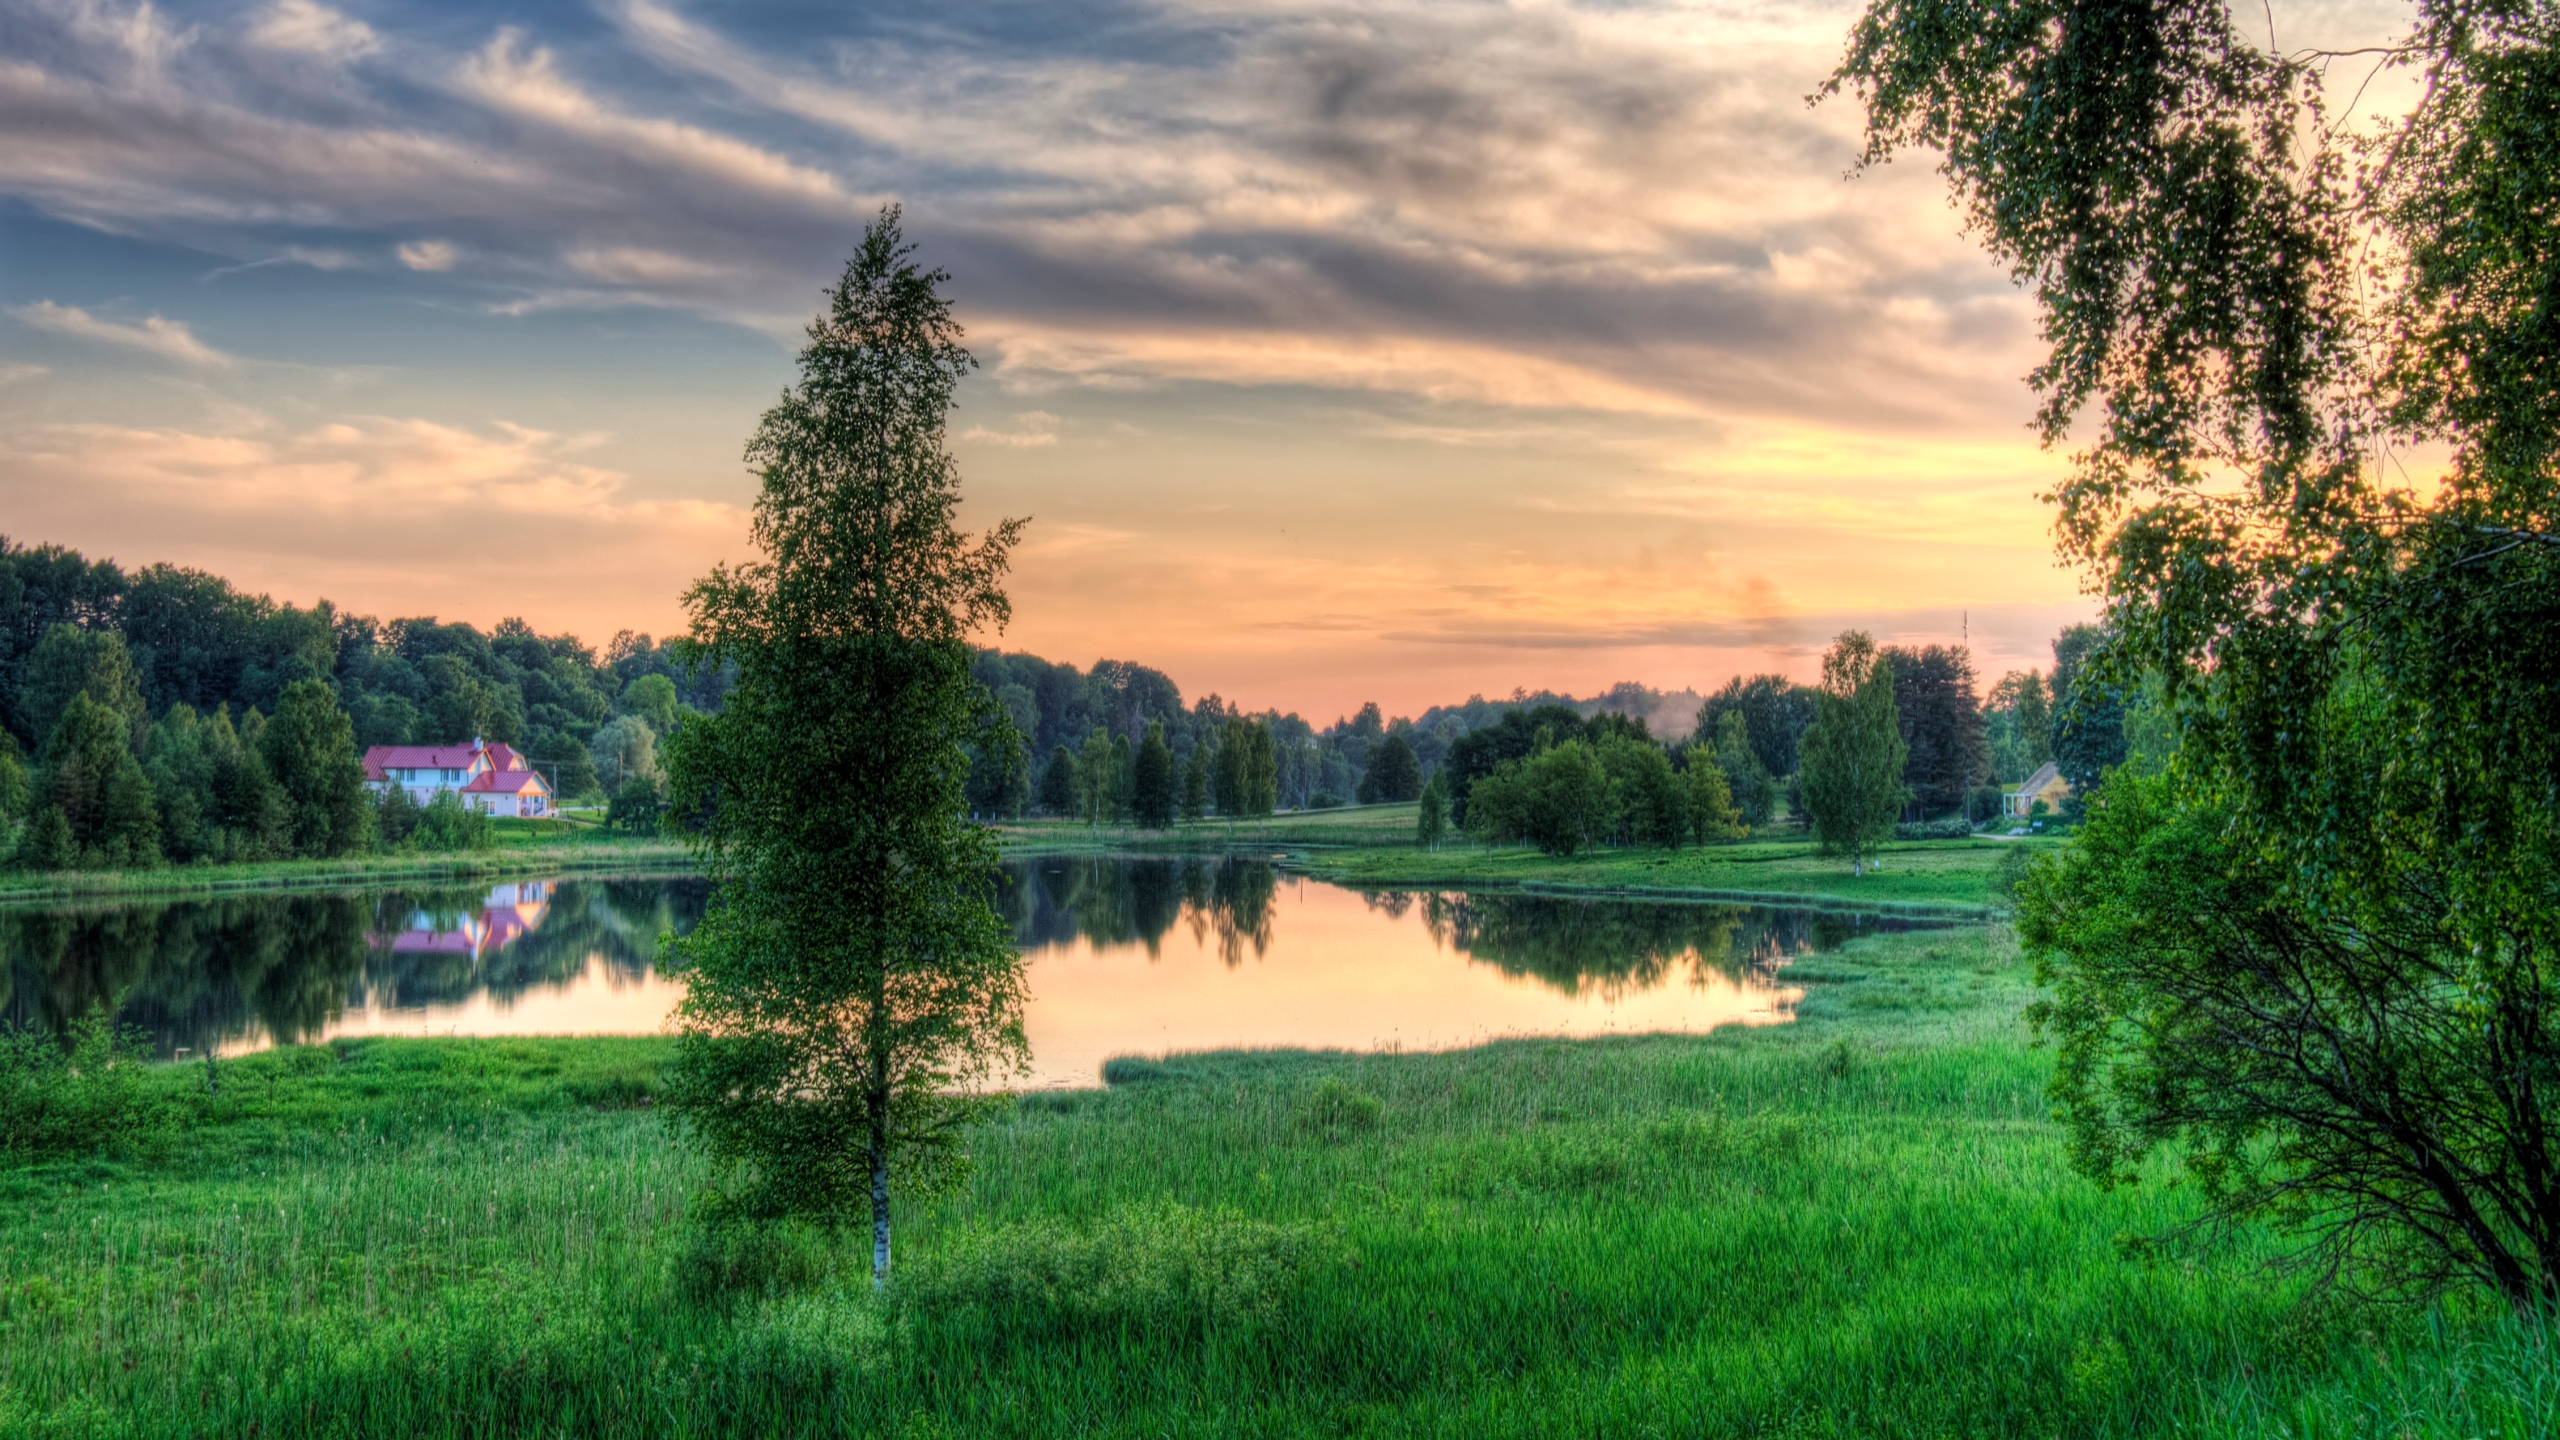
2004, 761, 2071, 818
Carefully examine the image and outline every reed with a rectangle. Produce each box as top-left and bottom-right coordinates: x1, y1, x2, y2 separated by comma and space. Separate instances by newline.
0, 929, 2538, 1438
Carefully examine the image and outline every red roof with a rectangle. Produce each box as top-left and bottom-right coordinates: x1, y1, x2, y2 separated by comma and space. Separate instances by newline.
363, 744, 486, 780
463, 768, 550, 795
483, 742, 527, 771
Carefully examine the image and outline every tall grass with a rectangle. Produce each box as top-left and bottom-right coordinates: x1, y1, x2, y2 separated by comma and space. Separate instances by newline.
0, 930, 2541, 1437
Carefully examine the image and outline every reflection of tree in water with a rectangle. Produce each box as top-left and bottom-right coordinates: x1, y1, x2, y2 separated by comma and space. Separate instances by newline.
997, 857, 1277, 968
0, 877, 707, 1055
1416, 892, 1947, 1000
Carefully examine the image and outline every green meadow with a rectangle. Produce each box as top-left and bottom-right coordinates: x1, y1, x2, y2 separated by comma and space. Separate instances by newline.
4, 921, 2548, 1438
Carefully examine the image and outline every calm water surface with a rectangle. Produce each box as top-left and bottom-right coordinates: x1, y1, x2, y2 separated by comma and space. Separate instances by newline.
0, 858, 1954, 1087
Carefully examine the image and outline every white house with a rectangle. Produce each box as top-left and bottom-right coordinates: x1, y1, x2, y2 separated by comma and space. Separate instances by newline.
362, 737, 556, 818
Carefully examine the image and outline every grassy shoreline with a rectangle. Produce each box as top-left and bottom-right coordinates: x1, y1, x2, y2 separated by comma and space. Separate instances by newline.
1000, 804, 2043, 915
0, 819, 691, 906
3, 923, 2541, 1437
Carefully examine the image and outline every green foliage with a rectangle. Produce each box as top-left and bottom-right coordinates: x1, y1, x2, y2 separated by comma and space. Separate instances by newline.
1305, 791, 1344, 810
260, 679, 371, 858
0, 1012, 172, 1159
1414, 773, 1447, 850
1707, 710, 1775, 827
22, 624, 146, 754
1215, 717, 1277, 818
33, 692, 158, 868
1078, 727, 1117, 825
660, 209, 1027, 1284
1799, 632, 1907, 874
1682, 744, 1743, 843
1893, 818, 1975, 841
1038, 745, 1079, 818
606, 777, 663, 836
619, 673, 681, 734
408, 791, 496, 852
1882, 644, 1987, 819
1180, 742, 1209, 822
1466, 739, 1612, 856
1131, 722, 1177, 829
1355, 733, 1421, 804
1693, 673, 1819, 780
1984, 669, 2051, 782
588, 714, 659, 797
17, 806, 72, 871
1832, 0, 2560, 1307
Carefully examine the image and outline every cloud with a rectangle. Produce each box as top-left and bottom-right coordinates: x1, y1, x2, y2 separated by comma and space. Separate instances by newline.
396, 239, 456, 271
0, 363, 49, 386
959, 410, 1061, 447
12, 300, 233, 367
250, 0, 377, 62
0, 411, 747, 638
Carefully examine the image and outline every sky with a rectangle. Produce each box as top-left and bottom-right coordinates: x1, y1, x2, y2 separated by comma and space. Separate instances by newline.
0, 0, 2419, 721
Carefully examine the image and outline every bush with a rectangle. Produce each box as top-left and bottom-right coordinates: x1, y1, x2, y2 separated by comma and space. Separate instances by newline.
1305, 791, 1345, 810
409, 791, 496, 853
1295, 1076, 1382, 1142
608, 776, 664, 834
1893, 817, 1975, 840
0, 1014, 174, 1159
894, 1203, 1342, 1339
1964, 784, 2006, 825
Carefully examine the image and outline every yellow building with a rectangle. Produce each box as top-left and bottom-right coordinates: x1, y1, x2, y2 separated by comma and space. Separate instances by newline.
2004, 762, 2071, 817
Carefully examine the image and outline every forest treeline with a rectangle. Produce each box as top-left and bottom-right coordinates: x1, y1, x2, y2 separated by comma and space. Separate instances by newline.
0, 535, 2124, 868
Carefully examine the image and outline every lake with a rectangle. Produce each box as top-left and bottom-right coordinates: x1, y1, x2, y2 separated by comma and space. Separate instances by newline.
0, 858, 1955, 1087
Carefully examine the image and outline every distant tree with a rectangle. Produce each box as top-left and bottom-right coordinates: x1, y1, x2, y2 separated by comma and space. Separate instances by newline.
1109, 733, 1134, 821
608, 775, 664, 835
1078, 727, 1116, 825
1598, 736, 1688, 849
1442, 703, 1588, 826
18, 806, 74, 870
658, 209, 1027, 1287
31, 693, 158, 867
208, 708, 288, 860
0, 746, 26, 831
1711, 710, 1776, 826
1798, 632, 1908, 875
1180, 742, 1210, 823
374, 781, 424, 850
1682, 744, 1744, 843
1466, 740, 1611, 856
24, 624, 146, 752
1883, 644, 1989, 819
589, 715, 659, 797
1985, 669, 2052, 781
620, 673, 681, 735
260, 679, 371, 858
1357, 733, 1422, 804
1213, 718, 1248, 817
1131, 721, 1177, 829
1038, 745, 1079, 818
1415, 773, 1447, 850
1693, 674, 1819, 779
1242, 721, 1278, 817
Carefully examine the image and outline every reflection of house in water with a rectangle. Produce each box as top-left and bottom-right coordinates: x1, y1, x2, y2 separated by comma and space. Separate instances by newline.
381, 882, 553, 961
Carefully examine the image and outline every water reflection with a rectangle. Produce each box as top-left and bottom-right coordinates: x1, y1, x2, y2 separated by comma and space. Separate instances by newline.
0, 876, 705, 1055
0, 860, 1954, 1083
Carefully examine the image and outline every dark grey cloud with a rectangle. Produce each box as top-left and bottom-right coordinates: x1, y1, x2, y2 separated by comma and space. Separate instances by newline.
0, 0, 2032, 428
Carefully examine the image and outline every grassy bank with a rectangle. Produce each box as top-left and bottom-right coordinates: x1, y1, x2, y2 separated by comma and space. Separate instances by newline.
2, 926, 2541, 1437
1004, 805, 2043, 914
0, 819, 689, 906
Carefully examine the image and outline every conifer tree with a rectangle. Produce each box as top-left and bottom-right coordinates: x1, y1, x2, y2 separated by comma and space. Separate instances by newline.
660, 209, 1027, 1287
1131, 721, 1176, 829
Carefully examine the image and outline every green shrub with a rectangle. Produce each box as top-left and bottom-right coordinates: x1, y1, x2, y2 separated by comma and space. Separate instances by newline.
1893, 817, 1976, 840
672, 1220, 841, 1305
1305, 791, 1345, 810
0, 1014, 173, 1160
895, 1203, 1341, 1339
1294, 1075, 1382, 1142
408, 792, 495, 853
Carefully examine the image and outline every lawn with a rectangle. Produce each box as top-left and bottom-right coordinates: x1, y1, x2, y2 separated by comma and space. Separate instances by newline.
2, 924, 2544, 1437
